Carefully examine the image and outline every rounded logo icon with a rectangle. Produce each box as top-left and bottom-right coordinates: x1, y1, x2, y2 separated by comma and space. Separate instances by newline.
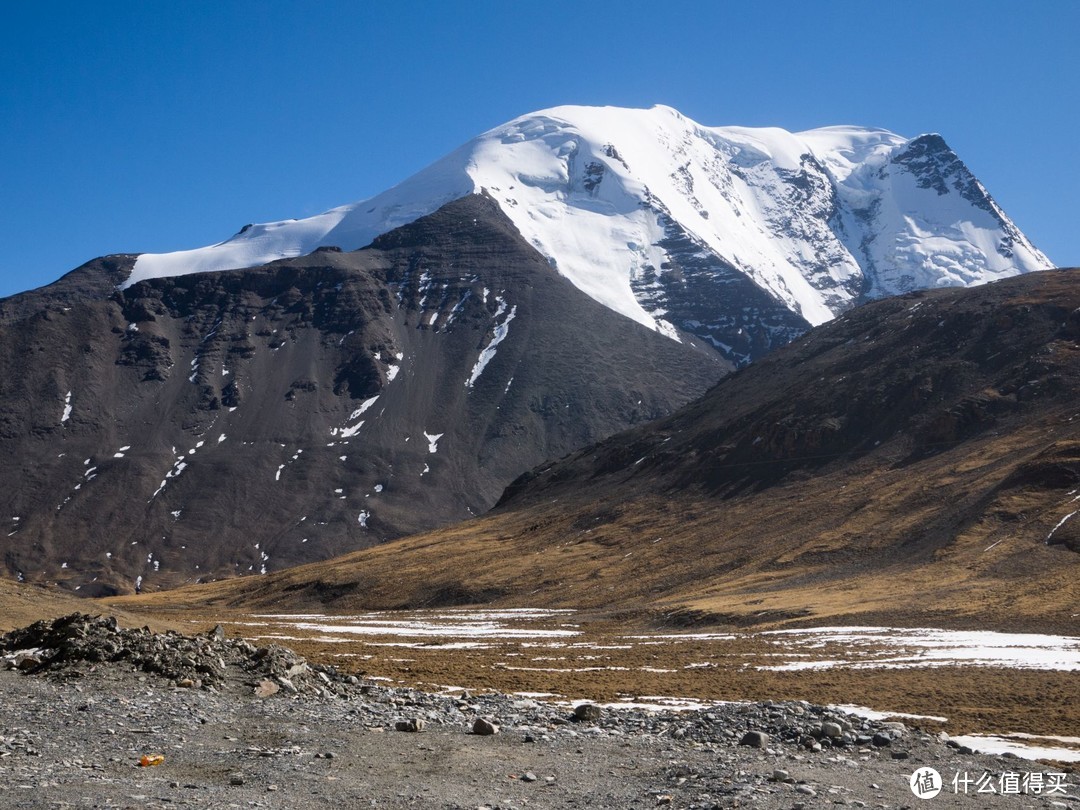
910, 767, 942, 799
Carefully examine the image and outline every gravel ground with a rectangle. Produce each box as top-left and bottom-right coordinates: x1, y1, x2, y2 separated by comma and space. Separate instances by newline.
1, 615, 1076, 809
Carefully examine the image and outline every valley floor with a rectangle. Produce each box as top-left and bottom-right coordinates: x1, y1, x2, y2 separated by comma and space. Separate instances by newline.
111, 606, 1080, 758
2, 637, 1076, 810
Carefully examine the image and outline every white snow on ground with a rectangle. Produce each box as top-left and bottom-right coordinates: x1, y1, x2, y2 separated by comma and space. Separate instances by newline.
125, 105, 1052, 338
357, 510, 370, 528
466, 301, 517, 387
336, 395, 380, 439
150, 451, 190, 500
757, 627, 1080, 671
60, 392, 72, 424
830, 704, 949, 723
244, 609, 580, 640
1046, 511, 1077, 543
423, 432, 444, 454
948, 734, 1080, 763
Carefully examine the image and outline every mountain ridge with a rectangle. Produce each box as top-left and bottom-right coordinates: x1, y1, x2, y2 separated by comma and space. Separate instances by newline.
121, 104, 1052, 365
0, 195, 725, 594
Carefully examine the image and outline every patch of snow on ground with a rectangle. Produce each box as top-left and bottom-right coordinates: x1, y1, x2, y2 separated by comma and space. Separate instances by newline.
948, 734, 1080, 763
61, 392, 72, 424
757, 627, 1080, 672
339, 395, 380, 438
423, 432, 444, 453
830, 704, 948, 723
246, 609, 579, 640
1047, 511, 1078, 543
466, 303, 517, 387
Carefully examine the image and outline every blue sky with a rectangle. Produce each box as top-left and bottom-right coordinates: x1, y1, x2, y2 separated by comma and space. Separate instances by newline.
1, 0, 1077, 297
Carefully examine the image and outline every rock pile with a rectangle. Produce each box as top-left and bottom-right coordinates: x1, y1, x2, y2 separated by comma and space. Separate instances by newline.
3, 614, 920, 755
0, 613, 351, 696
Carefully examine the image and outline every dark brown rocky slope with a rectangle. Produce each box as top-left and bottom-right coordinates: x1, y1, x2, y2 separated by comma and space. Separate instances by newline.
0, 194, 727, 595
165, 268, 1080, 629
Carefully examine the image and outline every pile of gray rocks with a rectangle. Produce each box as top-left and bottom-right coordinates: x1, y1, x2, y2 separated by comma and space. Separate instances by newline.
0, 612, 351, 697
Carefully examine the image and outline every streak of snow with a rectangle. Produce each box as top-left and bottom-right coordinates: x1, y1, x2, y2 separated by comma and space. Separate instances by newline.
466, 304, 517, 388
1046, 511, 1077, 543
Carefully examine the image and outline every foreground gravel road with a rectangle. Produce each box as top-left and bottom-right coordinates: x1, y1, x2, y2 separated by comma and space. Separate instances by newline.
1, 615, 1075, 809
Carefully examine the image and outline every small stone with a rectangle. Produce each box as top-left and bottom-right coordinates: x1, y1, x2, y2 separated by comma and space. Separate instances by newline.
795, 784, 817, 797
229, 774, 245, 786
772, 769, 791, 782
871, 732, 891, 747
395, 719, 425, 733
14, 652, 43, 671
739, 731, 769, 748
473, 717, 500, 736
267, 785, 278, 792
521, 772, 537, 783
177, 678, 195, 689
573, 703, 602, 722
254, 679, 280, 698
821, 721, 843, 738
890, 750, 910, 760
275, 677, 298, 695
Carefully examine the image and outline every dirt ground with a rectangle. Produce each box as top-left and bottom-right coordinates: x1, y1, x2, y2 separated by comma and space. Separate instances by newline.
127, 607, 1080, 746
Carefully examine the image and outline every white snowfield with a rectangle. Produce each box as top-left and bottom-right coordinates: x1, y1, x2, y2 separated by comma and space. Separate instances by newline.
126, 105, 1052, 335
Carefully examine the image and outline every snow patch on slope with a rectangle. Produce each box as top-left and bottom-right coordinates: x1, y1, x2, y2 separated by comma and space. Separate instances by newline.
466, 299, 517, 388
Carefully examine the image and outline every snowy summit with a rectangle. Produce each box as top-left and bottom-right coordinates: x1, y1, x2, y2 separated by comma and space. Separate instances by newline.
126, 104, 1052, 359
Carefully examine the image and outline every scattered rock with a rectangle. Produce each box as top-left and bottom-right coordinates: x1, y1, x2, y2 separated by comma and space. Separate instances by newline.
739, 731, 769, 748
521, 771, 537, 783
473, 717, 500, 736
573, 703, 603, 722
254, 679, 280, 698
395, 718, 425, 733
821, 721, 843, 738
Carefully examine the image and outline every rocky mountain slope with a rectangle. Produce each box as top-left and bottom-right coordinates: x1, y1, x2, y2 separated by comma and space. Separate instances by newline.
0, 195, 726, 595
126, 105, 1052, 365
172, 268, 1080, 629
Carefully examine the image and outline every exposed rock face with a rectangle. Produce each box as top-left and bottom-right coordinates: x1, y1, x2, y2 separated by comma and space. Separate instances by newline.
0, 195, 726, 593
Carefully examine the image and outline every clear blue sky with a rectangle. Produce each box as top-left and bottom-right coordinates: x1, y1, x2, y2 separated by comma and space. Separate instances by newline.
1, 0, 1077, 297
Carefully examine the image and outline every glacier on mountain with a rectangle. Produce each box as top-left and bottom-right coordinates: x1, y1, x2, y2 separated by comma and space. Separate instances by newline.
126, 105, 1052, 361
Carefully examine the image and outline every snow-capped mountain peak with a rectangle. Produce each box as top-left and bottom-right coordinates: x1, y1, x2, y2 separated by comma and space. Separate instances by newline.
126, 104, 1052, 363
